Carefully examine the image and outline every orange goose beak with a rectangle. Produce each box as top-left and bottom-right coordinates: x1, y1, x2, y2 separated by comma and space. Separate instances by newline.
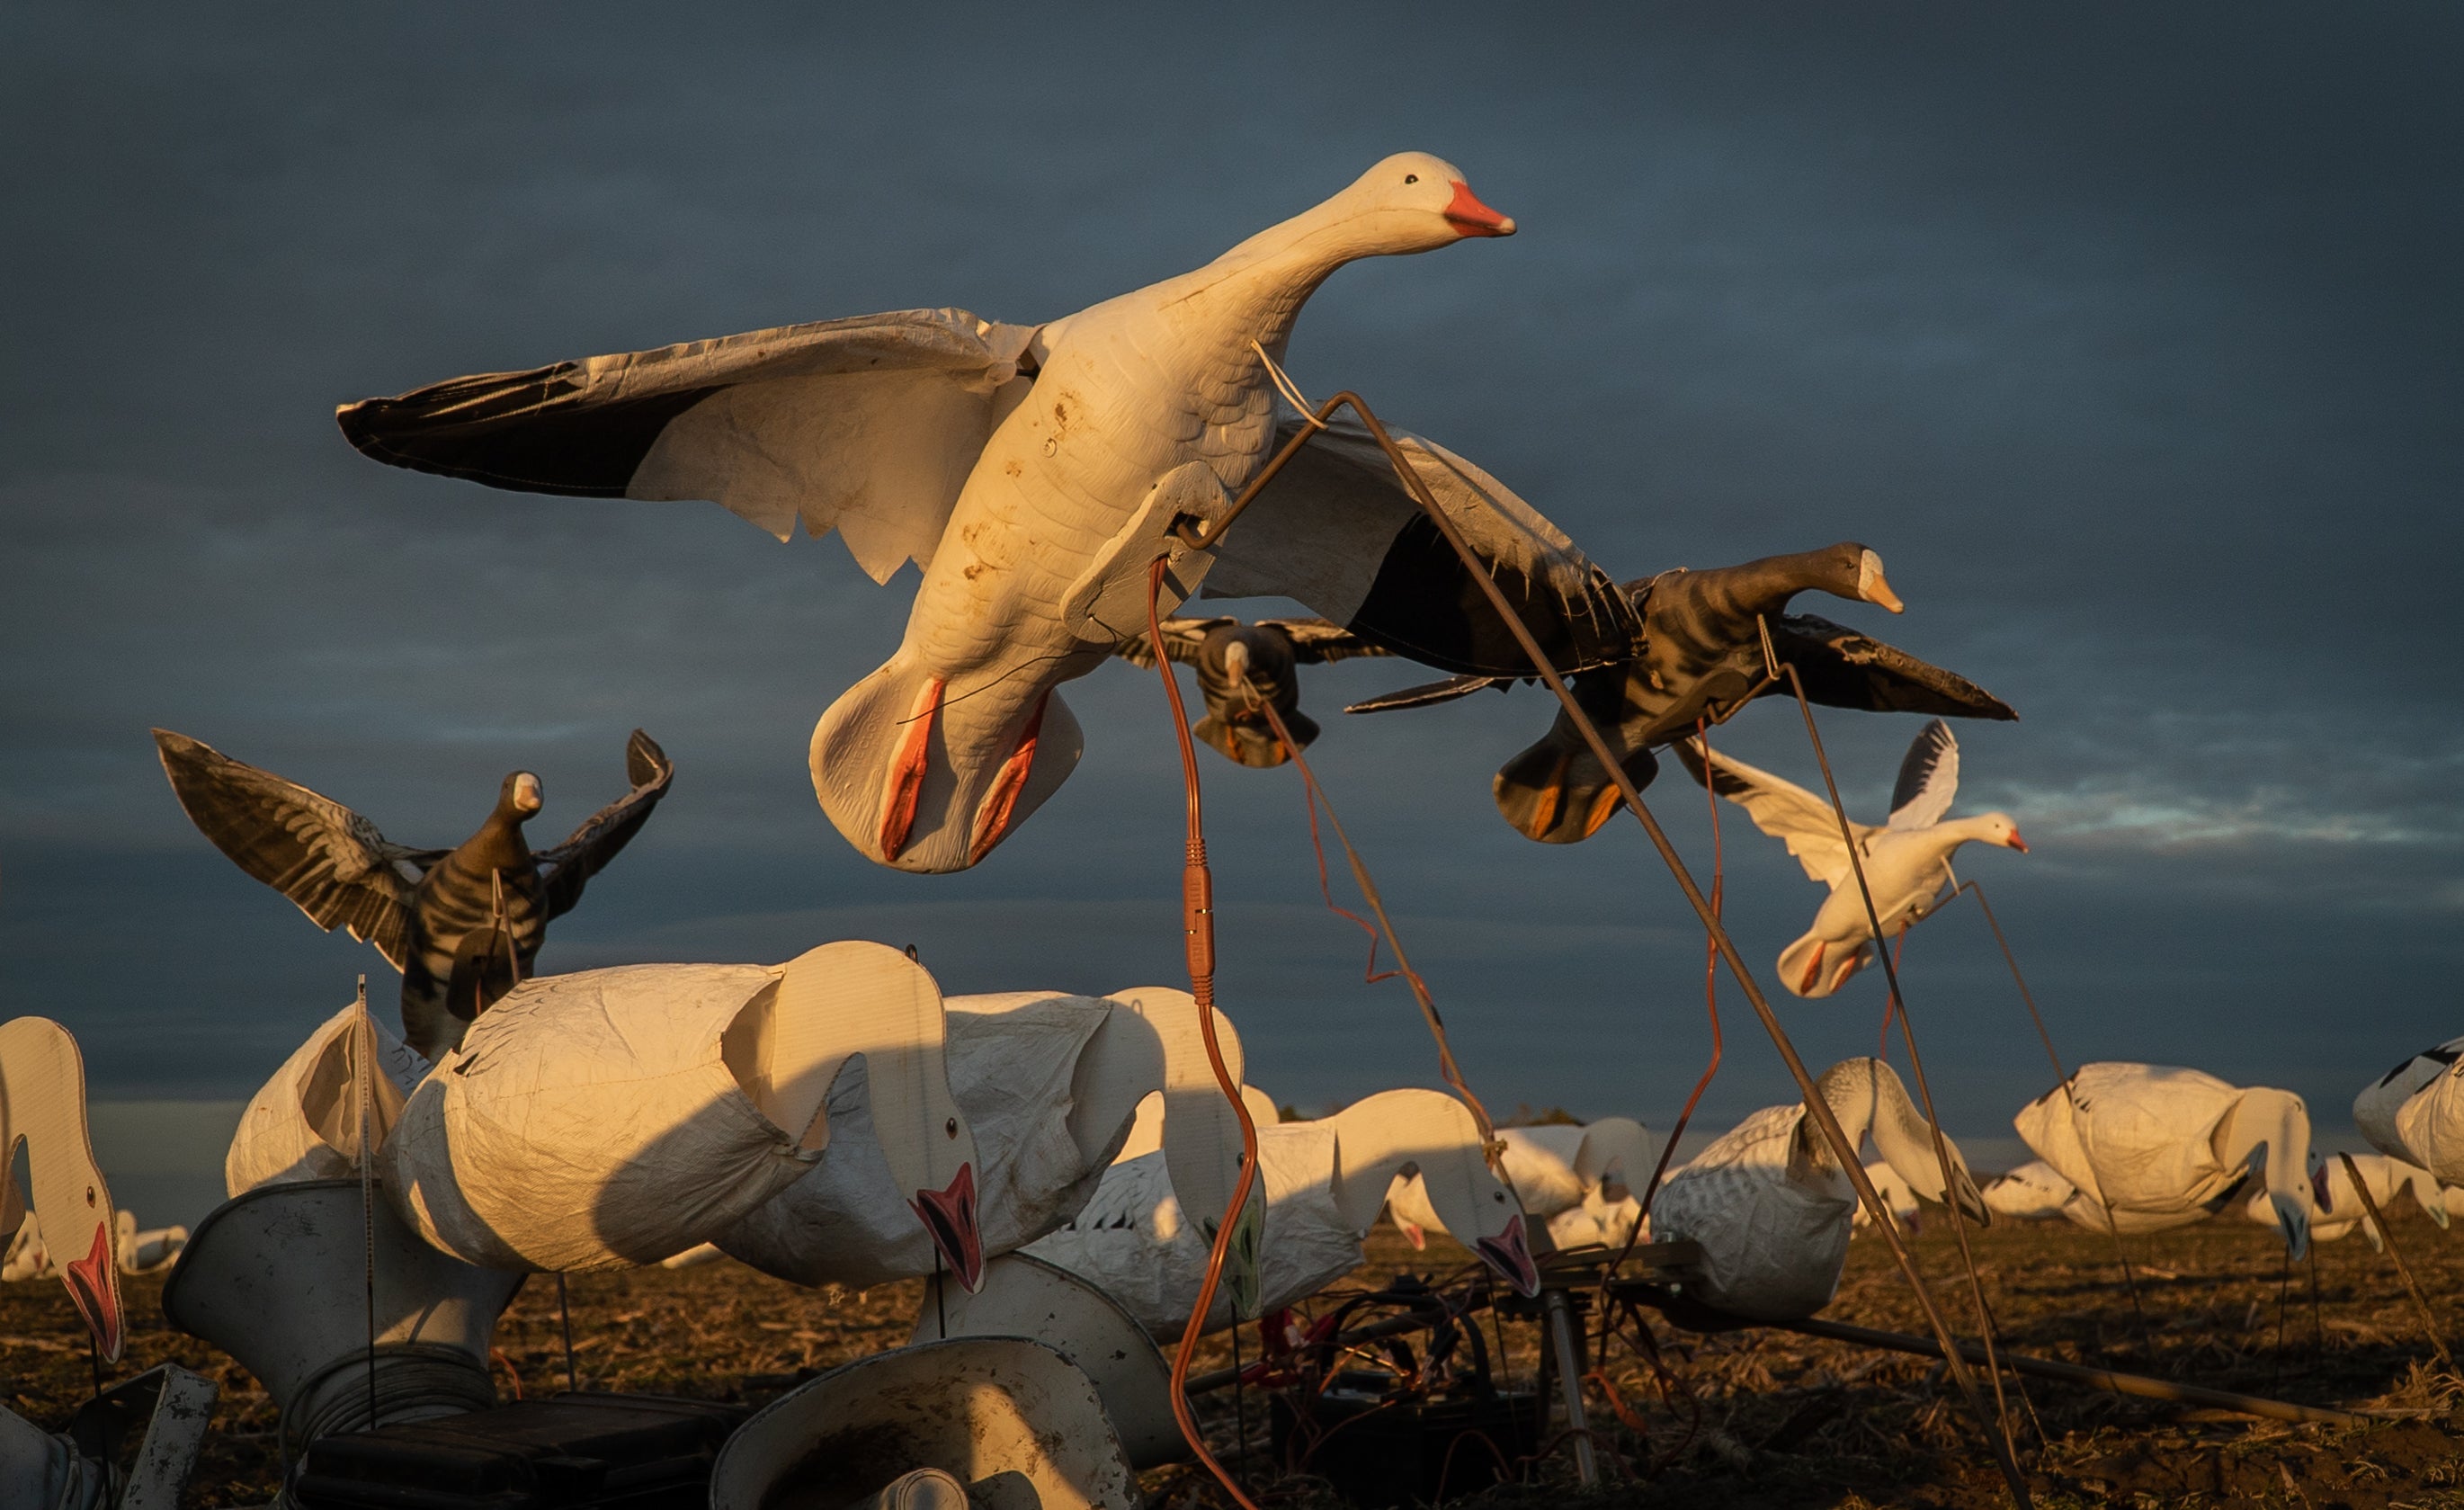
910, 1164, 985, 1293
1445, 182, 1516, 237
2005, 829, 2030, 853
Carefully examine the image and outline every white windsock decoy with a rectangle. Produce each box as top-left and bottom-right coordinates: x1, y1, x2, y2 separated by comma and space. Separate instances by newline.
1026, 1088, 1539, 1336
1849, 1159, 1923, 1232
713, 987, 1254, 1290
1387, 1116, 1650, 1253
1650, 1058, 1986, 1322
339, 156, 1644, 874
2354, 1033, 2464, 1187
1676, 720, 2026, 998
0, 1018, 124, 1361
379, 942, 985, 1285
2241, 1152, 2447, 1254
1980, 1160, 2080, 1222
227, 996, 431, 1196
2014, 1062, 2316, 1259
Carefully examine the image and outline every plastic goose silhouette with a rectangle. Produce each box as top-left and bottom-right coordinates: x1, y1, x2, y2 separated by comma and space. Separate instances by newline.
339, 154, 1644, 872
1676, 719, 2026, 998
156, 728, 673, 1058
0, 1018, 124, 1361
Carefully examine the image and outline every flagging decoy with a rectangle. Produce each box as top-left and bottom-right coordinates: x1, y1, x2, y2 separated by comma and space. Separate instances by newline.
154, 728, 673, 1057
1111, 616, 1389, 767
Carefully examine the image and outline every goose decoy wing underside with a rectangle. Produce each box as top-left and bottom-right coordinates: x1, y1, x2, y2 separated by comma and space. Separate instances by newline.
1886, 719, 1961, 832
1258, 618, 1394, 666
1109, 617, 1235, 671
1201, 416, 1638, 678
1342, 673, 1513, 715
1673, 738, 1860, 886
336, 307, 1044, 584
152, 729, 433, 969
534, 729, 676, 919
1767, 615, 2018, 723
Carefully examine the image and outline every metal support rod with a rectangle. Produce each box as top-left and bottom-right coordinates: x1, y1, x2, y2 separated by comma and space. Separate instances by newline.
1210, 391, 2031, 1506
1544, 1287, 1600, 1485
2336, 1152, 2456, 1372
1768, 1315, 2376, 1428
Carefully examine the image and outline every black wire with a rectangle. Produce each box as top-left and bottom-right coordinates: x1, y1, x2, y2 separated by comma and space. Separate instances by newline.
558, 1273, 576, 1392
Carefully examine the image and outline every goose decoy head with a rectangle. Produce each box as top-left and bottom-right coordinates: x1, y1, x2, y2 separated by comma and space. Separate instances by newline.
500, 772, 544, 822
1192, 626, 1315, 768
1330, 152, 1515, 255
1977, 813, 2028, 853
1850, 545, 1904, 613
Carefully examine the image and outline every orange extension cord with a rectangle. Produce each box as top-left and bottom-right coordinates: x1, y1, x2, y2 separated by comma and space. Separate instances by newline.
1148, 557, 1269, 1510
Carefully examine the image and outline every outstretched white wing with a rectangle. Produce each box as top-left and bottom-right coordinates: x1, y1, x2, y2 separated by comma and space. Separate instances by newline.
1886, 719, 1960, 832
1674, 739, 1865, 887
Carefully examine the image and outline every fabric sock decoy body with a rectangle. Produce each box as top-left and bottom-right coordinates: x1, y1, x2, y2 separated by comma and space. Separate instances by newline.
1023, 1087, 1539, 1336
1387, 1114, 1650, 1253
1345, 544, 2015, 844
335, 154, 1647, 873
153, 728, 673, 1059
2014, 1061, 2317, 1259
376, 942, 986, 1286
1110, 616, 1390, 768
1675, 718, 2026, 998
711, 986, 1255, 1290
2355, 1032, 2464, 1188
1648, 1057, 1985, 1322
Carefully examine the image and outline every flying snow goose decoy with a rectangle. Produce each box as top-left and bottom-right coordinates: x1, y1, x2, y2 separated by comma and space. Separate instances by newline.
338, 155, 1643, 873
155, 728, 674, 1059
714, 986, 1254, 1290
1026, 1087, 1539, 1336
379, 941, 985, 1284
1347, 544, 2016, 844
1111, 617, 1390, 768
1676, 719, 2025, 998
2354, 1032, 2464, 1187
1387, 1115, 1650, 1253
2242, 1152, 2446, 1254
0, 1018, 124, 1360
1648, 1058, 1984, 1321
2014, 1062, 2317, 1259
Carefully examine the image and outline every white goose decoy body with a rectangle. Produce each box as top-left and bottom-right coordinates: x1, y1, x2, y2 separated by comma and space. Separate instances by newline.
341, 156, 1641, 874
2014, 1062, 2316, 1259
2355, 1032, 2464, 1187
713, 986, 1252, 1290
1678, 719, 2025, 998
1025, 1088, 1538, 1336
1979, 1160, 2079, 1223
1650, 1058, 1984, 1322
1387, 1116, 1649, 1253
379, 942, 984, 1282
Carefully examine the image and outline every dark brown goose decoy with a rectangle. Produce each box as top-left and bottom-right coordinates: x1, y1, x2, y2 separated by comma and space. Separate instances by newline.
1344, 543, 2016, 843
1112, 617, 1391, 768
153, 728, 674, 1058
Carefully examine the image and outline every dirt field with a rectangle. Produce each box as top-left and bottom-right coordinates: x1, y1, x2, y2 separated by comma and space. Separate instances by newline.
7, 1208, 2464, 1508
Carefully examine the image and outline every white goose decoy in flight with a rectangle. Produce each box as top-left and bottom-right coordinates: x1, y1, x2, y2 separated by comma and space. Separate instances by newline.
1677, 719, 2026, 998
1025, 1088, 1539, 1336
340, 155, 1643, 873
379, 942, 985, 1284
2354, 1032, 2464, 1188
2014, 1062, 2316, 1260
712, 987, 1253, 1290
1387, 1116, 1650, 1253
1649, 1058, 1984, 1322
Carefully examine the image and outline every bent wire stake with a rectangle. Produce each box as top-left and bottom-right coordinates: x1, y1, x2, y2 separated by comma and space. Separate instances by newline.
1759, 646, 2020, 1452
2336, 1152, 2457, 1374
1182, 389, 2034, 1507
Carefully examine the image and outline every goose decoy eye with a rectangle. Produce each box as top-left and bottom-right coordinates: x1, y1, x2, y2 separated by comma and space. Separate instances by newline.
944, 1117, 959, 1139
86, 1186, 96, 1206
1404, 174, 1418, 184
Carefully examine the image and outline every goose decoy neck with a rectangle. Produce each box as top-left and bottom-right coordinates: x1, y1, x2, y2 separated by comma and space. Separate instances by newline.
1644, 543, 1902, 633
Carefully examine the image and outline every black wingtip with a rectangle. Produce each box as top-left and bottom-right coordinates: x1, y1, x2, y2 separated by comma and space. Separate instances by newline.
625, 729, 673, 790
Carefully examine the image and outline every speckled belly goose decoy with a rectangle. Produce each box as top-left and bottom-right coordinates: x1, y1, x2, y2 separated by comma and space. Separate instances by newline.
1111, 616, 1390, 767
154, 728, 674, 1058
337, 155, 1643, 872
1349, 543, 2015, 844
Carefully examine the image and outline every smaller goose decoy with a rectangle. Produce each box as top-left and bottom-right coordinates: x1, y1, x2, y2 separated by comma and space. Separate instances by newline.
1978, 1159, 2080, 1223
1111, 617, 1390, 768
1677, 719, 2027, 998
1387, 1115, 1650, 1253
1026, 1087, 1539, 1337
2241, 1152, 2447, 1254
1849, 1159, 1924, 1232
2014, 1062, 2317, 1259
2354, 1032, 2464, 1189
1347, 544, 2015, 844
1649, 1058, 1984, 1321
379, 941, 983, 1283
155, 728, 674, 1059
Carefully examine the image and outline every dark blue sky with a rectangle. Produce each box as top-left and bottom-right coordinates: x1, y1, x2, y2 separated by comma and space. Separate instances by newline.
4, 4, 2458, 1161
